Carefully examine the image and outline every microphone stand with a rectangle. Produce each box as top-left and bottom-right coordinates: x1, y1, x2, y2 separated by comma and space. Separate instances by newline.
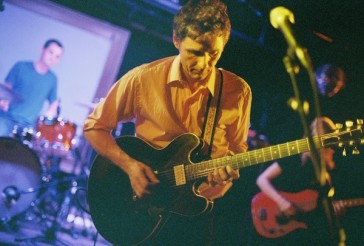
10, 174, 87, 245
282, 45, 340, 241
283, 46, 323, 184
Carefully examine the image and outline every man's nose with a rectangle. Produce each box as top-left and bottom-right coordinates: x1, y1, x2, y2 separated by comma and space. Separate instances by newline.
196, 54, 210, 69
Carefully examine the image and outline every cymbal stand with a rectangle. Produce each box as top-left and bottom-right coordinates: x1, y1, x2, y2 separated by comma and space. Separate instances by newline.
55, 142, 98, 241
59, 136, 101, 240
0, 182, 43, 233
56, 179, 97, 240
14, 169, 73, 245
13, 150, 80, 245
28, 144, 97, 241
14, 137, 98, 244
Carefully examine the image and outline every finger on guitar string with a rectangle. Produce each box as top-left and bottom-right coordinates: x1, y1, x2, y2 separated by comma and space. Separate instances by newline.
226, 165, 240, 179
207, 167, 235, 186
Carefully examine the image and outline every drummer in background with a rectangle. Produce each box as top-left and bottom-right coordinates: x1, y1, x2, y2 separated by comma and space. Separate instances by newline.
0, 39, 64, 137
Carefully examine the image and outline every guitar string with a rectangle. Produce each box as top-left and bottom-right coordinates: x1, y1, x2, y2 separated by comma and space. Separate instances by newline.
154, 129, 360, 187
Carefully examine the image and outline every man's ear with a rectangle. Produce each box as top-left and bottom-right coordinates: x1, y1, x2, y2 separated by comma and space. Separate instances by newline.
172, 31, 180, 49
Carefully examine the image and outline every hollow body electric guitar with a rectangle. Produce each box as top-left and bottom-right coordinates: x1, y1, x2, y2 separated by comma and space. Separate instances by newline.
251, 190, 364, 238
87, 123, 363, 245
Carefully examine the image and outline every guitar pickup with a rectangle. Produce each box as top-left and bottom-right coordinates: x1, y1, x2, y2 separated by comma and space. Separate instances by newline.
174, 164, 186, 186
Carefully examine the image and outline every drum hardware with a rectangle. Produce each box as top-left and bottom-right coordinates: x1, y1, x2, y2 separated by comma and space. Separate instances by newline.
0, 137, 41, 222
56, 179, 97, 240
37, 153, 65, 183
13, 173, 93, 244
2, 185, 38, 209
11, 125, 34, 145
1, 135, 97, 244
1, 184, 41, 229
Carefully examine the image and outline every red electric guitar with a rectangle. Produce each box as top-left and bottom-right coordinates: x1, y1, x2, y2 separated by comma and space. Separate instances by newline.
251, 190, 364, 238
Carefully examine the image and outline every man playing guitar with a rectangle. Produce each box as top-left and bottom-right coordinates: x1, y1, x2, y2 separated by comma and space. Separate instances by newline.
83, 1, 251, 245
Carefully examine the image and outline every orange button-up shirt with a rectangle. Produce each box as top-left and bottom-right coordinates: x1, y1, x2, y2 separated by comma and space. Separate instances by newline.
84, 55, 252, 159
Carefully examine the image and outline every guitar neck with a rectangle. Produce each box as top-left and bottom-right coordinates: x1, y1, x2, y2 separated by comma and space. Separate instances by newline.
334, 198, 364, 208
185, 133, 334, 181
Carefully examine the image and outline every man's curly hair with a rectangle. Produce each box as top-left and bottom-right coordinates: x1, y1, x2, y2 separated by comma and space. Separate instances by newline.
173, 0, 231, 44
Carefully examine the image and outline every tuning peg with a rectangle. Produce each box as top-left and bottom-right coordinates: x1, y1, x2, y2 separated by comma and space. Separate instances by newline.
342, 148, 347, 156
357, 119, 363, 126
352, 147, 360, 155
345, 120, 353, 129
335, 123, 343, 131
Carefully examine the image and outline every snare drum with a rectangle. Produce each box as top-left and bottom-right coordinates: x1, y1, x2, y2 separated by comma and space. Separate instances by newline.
33, 116, 77, 156
0, 137, 41, 221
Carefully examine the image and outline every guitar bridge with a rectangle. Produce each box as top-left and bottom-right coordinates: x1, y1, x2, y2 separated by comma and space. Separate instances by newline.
174, 165, 186, 186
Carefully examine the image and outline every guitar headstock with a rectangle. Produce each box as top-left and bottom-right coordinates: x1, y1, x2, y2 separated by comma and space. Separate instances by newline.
331, 119, 364, 156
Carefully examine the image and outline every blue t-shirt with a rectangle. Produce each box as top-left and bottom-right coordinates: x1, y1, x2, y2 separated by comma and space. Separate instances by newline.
5, 61, 57, 126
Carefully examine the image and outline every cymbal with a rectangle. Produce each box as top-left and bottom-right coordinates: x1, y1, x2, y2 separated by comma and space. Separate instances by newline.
0, 83, 23, 103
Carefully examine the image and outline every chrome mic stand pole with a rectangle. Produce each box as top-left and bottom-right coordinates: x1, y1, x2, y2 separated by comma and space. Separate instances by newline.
270, 6, 342, 243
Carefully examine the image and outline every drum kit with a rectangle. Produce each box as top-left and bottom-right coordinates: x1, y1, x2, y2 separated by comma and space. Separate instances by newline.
0, 85, 97, 243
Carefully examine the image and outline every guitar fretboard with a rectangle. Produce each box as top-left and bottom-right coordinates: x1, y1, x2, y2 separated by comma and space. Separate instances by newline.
335, 198, 364, 208
186, 133, 338, 181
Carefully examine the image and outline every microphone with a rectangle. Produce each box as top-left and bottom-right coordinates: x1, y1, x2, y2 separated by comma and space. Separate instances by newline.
270, 6, 312, 69
269, 6, 297, 49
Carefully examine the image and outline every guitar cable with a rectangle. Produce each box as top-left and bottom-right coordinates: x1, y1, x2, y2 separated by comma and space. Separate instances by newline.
74, 187, 90, 214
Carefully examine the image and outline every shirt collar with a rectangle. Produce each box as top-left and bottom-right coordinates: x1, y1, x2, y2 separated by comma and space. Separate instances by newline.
168, 55, 217, 96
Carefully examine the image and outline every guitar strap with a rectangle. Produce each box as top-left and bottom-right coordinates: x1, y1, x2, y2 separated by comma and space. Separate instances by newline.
201, 68, 223, 158
199, 68, 223, 245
